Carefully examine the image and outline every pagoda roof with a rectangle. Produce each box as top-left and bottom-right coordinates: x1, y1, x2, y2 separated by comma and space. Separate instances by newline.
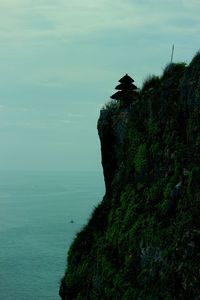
119, 74, 134, 84
115, 83, 137, 90
110, 91, 123, 100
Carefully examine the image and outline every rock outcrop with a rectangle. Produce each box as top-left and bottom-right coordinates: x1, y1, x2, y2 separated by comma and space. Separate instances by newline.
97, 106, 131, 192
60, 52, 200, 300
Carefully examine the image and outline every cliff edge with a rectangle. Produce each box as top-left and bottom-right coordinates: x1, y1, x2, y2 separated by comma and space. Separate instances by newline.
60, 52, 200, 300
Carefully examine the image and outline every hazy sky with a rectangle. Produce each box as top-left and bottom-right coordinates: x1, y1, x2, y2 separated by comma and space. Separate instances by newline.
0, 0, 199, 171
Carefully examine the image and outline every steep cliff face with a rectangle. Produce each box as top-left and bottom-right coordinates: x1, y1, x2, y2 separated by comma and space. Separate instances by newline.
97, 107, 131, 192
60, 52, 200, 300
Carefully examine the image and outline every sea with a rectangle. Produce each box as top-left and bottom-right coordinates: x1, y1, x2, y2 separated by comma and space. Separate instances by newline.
0, 170, 105, 300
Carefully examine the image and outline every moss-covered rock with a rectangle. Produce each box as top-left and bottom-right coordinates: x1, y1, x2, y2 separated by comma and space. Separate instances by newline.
60, 52, 200, 300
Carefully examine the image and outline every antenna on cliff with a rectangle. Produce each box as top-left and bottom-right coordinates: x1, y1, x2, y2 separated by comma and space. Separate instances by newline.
170, 44, 175, 63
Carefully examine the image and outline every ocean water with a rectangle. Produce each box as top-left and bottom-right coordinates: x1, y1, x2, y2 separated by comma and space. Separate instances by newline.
0, 170, 105, 300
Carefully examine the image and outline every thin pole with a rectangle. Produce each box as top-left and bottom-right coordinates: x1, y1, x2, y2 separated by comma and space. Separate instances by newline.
171, 44, 174, 63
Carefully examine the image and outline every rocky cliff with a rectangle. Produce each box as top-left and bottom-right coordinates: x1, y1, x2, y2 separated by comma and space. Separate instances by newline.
60, 52, 200, 300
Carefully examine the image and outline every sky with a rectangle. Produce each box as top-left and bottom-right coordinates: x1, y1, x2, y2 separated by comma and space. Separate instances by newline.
0, 0, 199, 171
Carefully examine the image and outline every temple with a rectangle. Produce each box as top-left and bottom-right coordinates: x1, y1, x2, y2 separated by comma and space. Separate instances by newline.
110, 74, 137, 106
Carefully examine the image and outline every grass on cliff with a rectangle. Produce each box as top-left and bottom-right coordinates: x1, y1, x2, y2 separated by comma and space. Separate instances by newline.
60, 53, 200, 300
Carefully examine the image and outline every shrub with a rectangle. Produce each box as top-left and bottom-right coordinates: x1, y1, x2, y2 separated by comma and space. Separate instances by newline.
161, 62, 187, 80
141, 75, 160, 93
102, 99, 119, 112
134, 143, 147, 173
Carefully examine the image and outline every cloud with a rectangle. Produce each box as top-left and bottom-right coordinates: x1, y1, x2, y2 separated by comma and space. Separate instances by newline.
0, 119, 73, 130
67, 113, 85, 118
0, 104, 35, 113
0, 0, 199, 89
60, 119, 72, 124
0, 0, 199, 46
0, 113, 86, 130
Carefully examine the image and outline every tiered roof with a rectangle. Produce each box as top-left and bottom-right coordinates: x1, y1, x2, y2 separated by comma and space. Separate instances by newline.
119, 74, 134, 84
110, 74, 137, 101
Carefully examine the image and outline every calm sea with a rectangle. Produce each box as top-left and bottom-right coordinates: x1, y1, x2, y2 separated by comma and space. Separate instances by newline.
0, 170, 105, 300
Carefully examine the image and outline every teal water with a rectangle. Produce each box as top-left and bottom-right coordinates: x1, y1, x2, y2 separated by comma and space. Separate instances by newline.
0, 171, 104, 300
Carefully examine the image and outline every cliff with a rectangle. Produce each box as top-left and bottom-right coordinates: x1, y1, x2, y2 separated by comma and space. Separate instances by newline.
60, 52, 200, 300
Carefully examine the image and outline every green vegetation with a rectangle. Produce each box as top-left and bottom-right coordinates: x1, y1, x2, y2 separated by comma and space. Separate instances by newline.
161, 62, 187, 80
134, 143, 147, 173
60, 52, 200, 299
102, 99, 119, 112
141, 75, 160, 93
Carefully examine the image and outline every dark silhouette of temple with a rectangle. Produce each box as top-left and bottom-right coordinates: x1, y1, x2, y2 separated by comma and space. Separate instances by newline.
111, 74, 137, 107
